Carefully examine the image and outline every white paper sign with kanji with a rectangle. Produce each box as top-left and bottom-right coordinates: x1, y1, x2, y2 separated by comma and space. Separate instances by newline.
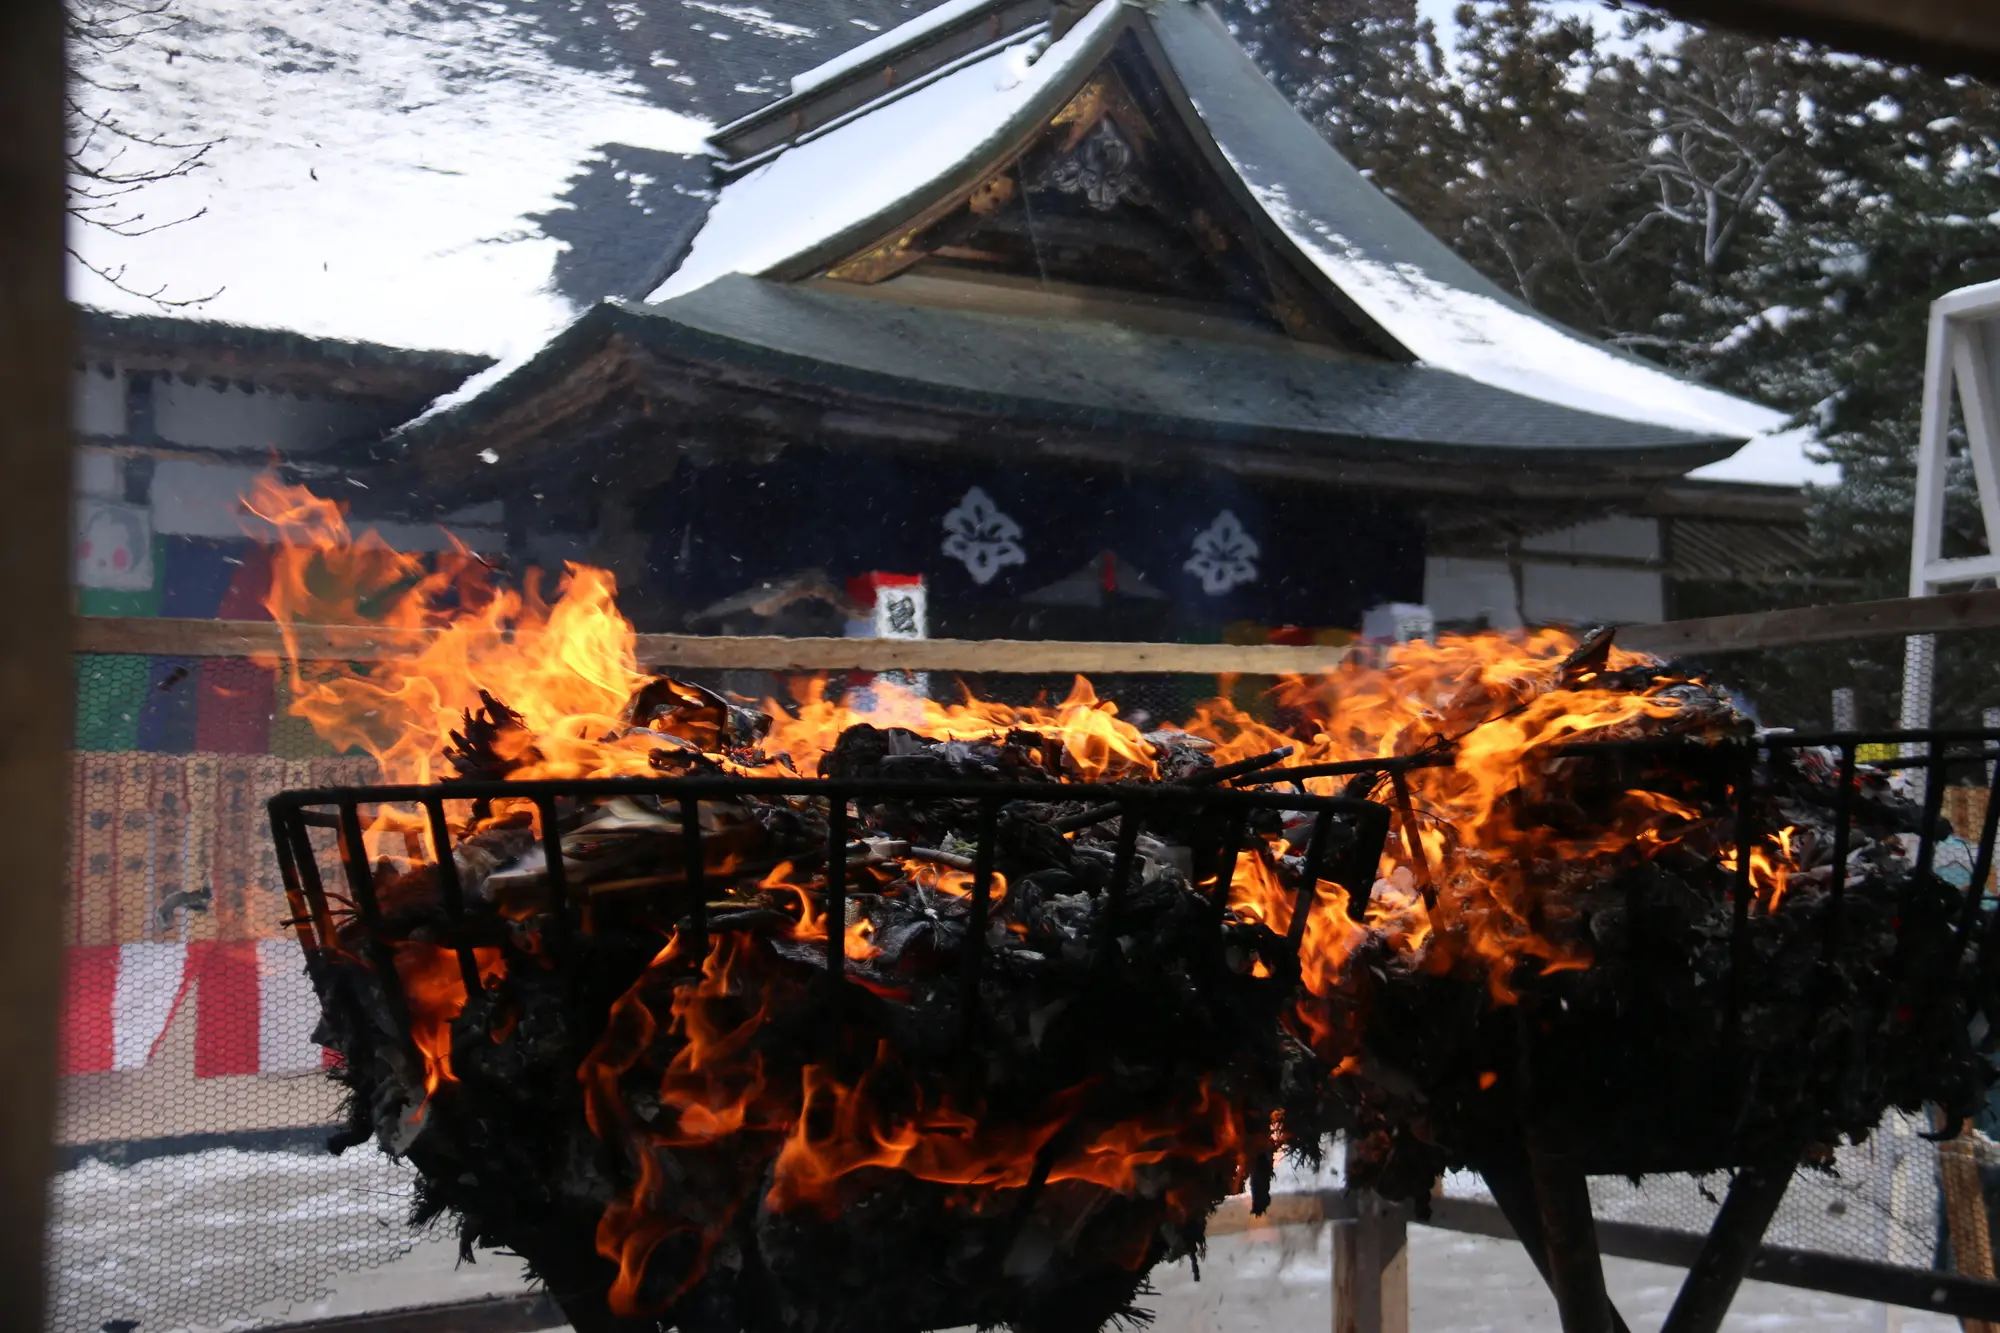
873, 583, 929, 640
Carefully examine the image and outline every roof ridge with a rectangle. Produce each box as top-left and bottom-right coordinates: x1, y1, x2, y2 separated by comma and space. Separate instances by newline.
710, 0, 1066, 163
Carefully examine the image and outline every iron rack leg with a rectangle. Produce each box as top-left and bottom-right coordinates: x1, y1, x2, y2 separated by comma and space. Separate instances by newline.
1480, 1146, 1631, 1333
1532, 1147, 1618, 1333
1658, 1158, 1796, 1333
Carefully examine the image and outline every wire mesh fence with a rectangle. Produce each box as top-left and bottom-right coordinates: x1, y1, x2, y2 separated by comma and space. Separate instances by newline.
49, 648, 2000, 1330
55, 651, 409, 1333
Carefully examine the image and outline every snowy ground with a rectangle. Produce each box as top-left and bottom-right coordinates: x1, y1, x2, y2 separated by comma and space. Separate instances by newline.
46, 1143, 1968, 1333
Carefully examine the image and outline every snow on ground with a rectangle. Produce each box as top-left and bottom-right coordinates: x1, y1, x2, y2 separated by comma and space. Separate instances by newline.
47, 1146, 424, 1333
68, 0, 711, 358
45, 1139, 1966, 1333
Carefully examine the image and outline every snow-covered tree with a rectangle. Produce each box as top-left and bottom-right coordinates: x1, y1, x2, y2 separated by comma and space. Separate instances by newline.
1238, 0, 2000, 724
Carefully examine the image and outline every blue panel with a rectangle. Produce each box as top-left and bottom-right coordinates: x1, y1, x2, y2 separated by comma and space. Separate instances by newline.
159, 536, 252, 620
135, 655, 199, 754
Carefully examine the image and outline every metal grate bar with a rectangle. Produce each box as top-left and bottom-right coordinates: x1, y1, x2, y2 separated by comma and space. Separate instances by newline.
680, 795, 707, 963
423, 796, 484, 1000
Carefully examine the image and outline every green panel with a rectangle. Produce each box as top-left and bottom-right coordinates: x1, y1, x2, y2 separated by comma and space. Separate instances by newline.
268, 671, 341, 759
74, 653, 151, 752
76, 586, 162, 617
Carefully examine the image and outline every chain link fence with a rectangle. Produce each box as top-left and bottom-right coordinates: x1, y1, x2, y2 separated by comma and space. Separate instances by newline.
54, 651, 417, 1333
50, 650, 2000, 1330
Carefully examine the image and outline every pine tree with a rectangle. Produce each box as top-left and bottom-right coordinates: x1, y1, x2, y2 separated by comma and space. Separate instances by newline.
1231, 0, 2000, 724
1217, 0, 1449, 213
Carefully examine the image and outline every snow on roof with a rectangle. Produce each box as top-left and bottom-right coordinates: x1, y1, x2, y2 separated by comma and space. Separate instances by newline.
787, 0, 1008, 94
1251, 212, 1786, 441
68, 0, 711, 359
1686, 424, 1839, 487
653, 0, 1125, 302
1149, 0, 1785, 444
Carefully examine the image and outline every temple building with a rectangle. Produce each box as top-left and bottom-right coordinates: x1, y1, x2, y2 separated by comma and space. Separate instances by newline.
70, 0, 1825, 647
370, 0, 1813, 641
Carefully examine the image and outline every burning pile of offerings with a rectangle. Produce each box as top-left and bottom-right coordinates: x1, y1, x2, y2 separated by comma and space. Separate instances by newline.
256, 479, 1991, 1333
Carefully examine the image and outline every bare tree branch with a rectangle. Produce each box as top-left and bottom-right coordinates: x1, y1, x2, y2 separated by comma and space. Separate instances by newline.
66, 0, 221, 307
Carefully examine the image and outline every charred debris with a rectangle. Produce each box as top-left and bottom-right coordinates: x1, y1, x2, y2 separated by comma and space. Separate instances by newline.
287, 640, 1995, 1333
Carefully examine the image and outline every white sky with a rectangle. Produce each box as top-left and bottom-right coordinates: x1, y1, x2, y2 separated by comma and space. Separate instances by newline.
1417, 0, 1623, 42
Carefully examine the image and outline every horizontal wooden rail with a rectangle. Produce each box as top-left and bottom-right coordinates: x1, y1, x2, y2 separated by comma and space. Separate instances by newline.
71, 589, 2000, 672
71, 616, 1355, 675
1620, 587, 2000, 657
245, 1189, 2000, 1332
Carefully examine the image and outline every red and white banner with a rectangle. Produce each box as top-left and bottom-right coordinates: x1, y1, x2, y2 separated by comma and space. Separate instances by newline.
60, 938, 326, 1078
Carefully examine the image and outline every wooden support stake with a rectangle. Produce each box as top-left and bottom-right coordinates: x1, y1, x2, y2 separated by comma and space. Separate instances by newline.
1934, 1110, 1998, 1333
1332, 1196, 1409, 1333
1334, 1139, 1410, 1333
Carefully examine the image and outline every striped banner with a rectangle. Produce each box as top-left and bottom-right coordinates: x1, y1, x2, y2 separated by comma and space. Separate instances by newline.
61, 750, 370, 1079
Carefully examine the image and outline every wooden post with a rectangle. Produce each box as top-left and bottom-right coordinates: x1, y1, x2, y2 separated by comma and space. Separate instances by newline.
1933, 1111, 1997, 1333
0, 0, 74, 1327
1334, 1143, 1409, 1333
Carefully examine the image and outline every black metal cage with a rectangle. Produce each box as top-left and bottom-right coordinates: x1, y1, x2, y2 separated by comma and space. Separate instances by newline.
264, 728, 2000, 1333
268, 773, 1395, 998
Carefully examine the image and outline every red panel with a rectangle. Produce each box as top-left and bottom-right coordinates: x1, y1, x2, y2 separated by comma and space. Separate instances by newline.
59, 946, 118, 1075
193, 658, 276, 755
190, 941, 261, 1078
215, 542, 273, 621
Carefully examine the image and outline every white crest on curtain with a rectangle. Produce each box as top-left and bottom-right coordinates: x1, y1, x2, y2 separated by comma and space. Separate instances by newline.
1185, 510, 1259, 595
941, 486, 1027, 585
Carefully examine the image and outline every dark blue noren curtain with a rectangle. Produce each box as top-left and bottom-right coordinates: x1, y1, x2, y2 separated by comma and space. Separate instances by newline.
643, 448, 1421, 627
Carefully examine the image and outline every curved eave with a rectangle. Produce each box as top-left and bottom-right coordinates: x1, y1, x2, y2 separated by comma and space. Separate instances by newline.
393, 279, 1743, 476
1141, 0, 1787, 444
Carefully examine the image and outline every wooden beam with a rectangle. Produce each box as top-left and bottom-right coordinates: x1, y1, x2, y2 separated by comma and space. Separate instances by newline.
1619, 588, 2000, 657
73, 586, 2000, 673
72, 616, 1359, 675
1649, 0, 2000, 78
0, 0, 71, 1326
1424, 1196, 2000, 1322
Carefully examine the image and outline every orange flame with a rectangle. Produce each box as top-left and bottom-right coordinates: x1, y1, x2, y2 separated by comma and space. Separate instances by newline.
252, 477, 1805, 1313
391, 942, 505, 1095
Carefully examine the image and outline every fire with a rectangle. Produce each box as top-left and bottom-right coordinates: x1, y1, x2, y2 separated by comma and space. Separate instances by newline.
391, 942, 505, 1095
767, 1053, 1243, 1218
1722, 825, 1805, 913
253, 478, 1818, 1315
